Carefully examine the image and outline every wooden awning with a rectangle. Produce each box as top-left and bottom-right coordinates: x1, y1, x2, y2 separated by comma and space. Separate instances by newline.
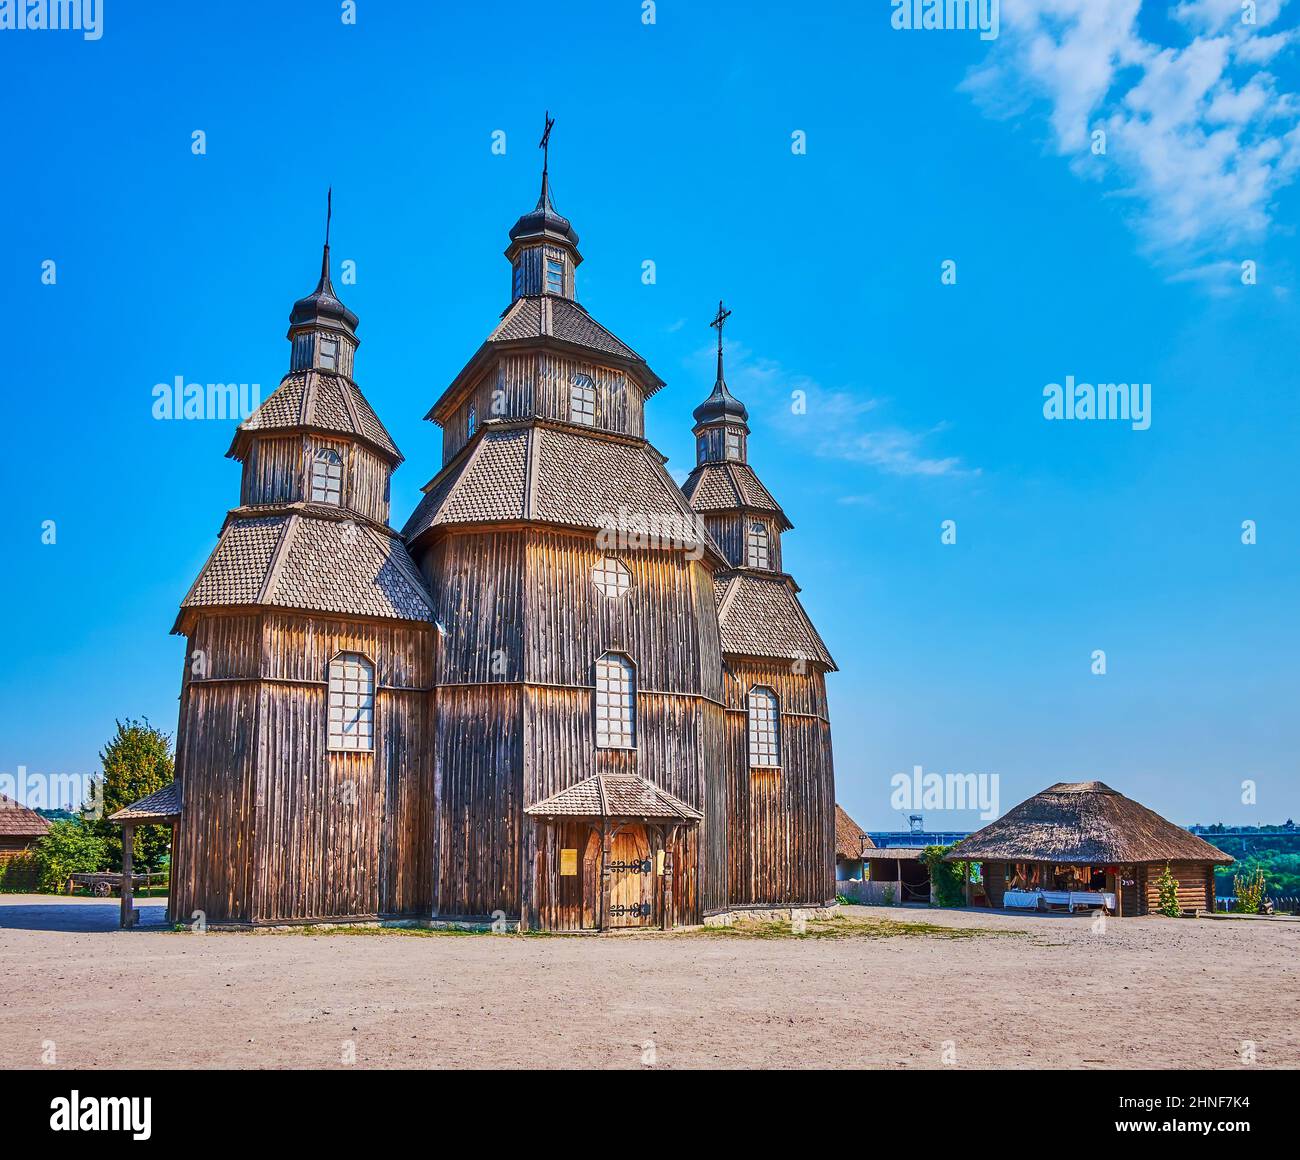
525, 773, 702, 821
108, 782, 181, 824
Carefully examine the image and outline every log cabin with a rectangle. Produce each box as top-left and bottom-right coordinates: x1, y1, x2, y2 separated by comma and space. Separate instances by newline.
0, 794, 50, 890
944, 781, 1233, 916
115, 134, 839, 931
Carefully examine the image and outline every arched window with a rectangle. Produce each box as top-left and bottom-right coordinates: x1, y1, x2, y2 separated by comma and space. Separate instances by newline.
467, 403, 478, 438
747, 686, 780, 768
591, 556, 632, 598
746, 521, 770, 569
328, 653, 375, 752
310, 447, 343, 505
594, 653, 636, 749
569, 373, 596, 425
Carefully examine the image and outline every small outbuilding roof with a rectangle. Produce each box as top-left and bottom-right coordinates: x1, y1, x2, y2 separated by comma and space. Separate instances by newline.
834, 804, 874, 861
525, 774, 702, 821
109, 782, 182, 824
944, 781, 1233, 866
0, 794, 53, 838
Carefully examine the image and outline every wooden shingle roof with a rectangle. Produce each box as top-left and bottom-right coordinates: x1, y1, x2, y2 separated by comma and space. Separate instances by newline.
489, 296, 641, 363
178, 514, 432, 628
403, 423, 724, 563
681, 462, 792, 529
715, 572, 836, 669
109, 782, 182, 823
229, 370, 402, 462
525, 773, 702, 821
945, 782, 1234, 866
0, 794, 52, 838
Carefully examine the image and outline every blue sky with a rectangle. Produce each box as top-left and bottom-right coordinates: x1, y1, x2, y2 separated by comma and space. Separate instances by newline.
1, 0, 1297, 829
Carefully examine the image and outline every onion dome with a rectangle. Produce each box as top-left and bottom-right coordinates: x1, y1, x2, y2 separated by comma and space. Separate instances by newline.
289, 242, 358, 341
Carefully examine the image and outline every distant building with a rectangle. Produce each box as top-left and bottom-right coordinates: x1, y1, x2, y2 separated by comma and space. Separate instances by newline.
834, 804, 874, 880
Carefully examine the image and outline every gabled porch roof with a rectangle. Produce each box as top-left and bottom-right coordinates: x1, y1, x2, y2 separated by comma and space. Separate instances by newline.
525, 773, 702, 822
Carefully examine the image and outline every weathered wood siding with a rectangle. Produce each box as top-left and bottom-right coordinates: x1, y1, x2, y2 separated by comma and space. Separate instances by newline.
442, 352, 647, 463
170, 610, 434, 925
240, 435, 390, 525
1141, 861, 1215, 914
722, 659, 835, 910
703, 513, 783, 573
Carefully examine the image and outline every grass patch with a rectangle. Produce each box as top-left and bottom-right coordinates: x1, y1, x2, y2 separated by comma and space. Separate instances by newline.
689, 914, 1017, 941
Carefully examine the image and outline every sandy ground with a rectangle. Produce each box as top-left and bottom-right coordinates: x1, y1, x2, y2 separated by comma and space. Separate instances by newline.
1, 895, 1297, 1069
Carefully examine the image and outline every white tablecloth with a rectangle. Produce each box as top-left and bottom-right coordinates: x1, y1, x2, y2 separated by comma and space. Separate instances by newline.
1002, 890, 1041, 909
1001, 889, 1117, 911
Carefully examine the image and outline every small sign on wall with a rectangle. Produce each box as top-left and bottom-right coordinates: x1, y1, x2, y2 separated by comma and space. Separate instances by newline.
560, 848, 578, 877
657, 850, 666, 877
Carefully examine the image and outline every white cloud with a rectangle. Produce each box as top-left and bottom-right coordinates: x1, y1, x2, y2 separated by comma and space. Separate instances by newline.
689, 343, 972, 479
964, 0, 1300, 260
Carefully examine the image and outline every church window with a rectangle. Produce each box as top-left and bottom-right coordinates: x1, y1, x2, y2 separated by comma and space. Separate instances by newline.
545, 257, 564, 294
570, 374, 596, 425
595, 653, 636, 749
747, 521, 770, 569
467, 403, 478, 437
747, 686, 780, 767
310, 447, 343, 505
318, 335, 339, 371
726, 429, 742, 460
328, 653, 375, 752
592, 556, 631, 598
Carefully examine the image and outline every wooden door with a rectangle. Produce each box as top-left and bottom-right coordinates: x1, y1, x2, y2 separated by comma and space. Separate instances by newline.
605, 825, 656, 928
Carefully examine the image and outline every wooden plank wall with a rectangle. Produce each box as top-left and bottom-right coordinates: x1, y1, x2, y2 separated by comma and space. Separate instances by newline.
171, 610, 434, 925
240, 435, 391, 525
702, 513, 783, 572
1141, 861, 1215, 913
442, 351, 647, 464
722, 659, 835, 909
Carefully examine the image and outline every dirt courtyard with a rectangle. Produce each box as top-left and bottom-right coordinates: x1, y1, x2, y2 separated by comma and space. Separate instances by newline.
2, 897, 1296, 1069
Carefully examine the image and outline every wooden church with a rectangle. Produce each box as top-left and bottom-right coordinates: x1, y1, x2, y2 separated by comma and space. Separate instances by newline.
125, 131, 839, 930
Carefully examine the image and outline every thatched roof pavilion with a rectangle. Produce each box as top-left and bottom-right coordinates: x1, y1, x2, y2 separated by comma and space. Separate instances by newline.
945, 781, 1231, 917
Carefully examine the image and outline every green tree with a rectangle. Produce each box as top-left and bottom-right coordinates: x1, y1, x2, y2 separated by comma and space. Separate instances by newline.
33, 820, 107, 892
1156, 862, 1181, 917
85, 718, 174, 872
921, 845, 969, 908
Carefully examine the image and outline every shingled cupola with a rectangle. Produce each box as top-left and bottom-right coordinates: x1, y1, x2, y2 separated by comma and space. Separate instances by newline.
288, 188, 359, 378
693, 300, 750, 466
505, 112, 582, 302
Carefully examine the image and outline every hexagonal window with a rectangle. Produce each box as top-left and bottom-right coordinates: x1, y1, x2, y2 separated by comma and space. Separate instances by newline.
592, 556, 631, 599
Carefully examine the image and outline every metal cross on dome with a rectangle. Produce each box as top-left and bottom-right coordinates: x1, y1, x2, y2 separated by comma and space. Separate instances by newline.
710, 299, 732, 360
539, 111, 555, 172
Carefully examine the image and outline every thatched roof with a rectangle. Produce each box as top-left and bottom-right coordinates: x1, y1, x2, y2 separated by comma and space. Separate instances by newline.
834, 804, 874, 861
944, 782, 1233, 865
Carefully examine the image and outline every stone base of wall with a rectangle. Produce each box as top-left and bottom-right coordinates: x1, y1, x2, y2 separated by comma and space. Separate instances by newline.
703, 904, 839, 928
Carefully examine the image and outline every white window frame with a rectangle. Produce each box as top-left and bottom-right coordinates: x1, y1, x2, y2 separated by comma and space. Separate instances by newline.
725, 429, 742, 460
747, 686, 781, 768
318, 334, 339, 371
327, 652, 376, 752
594, 652, 636, 750
569, 373, 596, 425
545, 256, 564, 294
746, 520, 770, 570
310, 447, 344, 506
592, 556, 632, 598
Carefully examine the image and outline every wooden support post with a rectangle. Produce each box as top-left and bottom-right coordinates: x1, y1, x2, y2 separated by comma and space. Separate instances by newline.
963, 862, 972, 908
599, 823, 612, 931
661, 825, 675, 931
1114, 867, 1124, 918
120, 824, 135, 929
896, 858, 902, 906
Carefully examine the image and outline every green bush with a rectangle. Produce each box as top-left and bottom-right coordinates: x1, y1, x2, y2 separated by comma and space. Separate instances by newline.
921, 845, 969, 908
1233, 867, 1266, 915
1155, 862, 1181, 917
32, 820, 108, 892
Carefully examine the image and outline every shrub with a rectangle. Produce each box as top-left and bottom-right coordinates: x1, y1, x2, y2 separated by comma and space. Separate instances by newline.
33, 820, 108, 892
1233, 867, 1267, 915
84, 718, 175, 872
1156, 862, 1181, 917
921, 845, 968, 908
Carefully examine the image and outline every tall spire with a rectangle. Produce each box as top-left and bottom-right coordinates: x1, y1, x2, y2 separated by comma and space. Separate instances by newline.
506, 113, 582, 301
693, 299, 748, 429
710, 299, 732, 385
538, 111, 555, 211
320, 185, 333, 285
289, 188, 358, 363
